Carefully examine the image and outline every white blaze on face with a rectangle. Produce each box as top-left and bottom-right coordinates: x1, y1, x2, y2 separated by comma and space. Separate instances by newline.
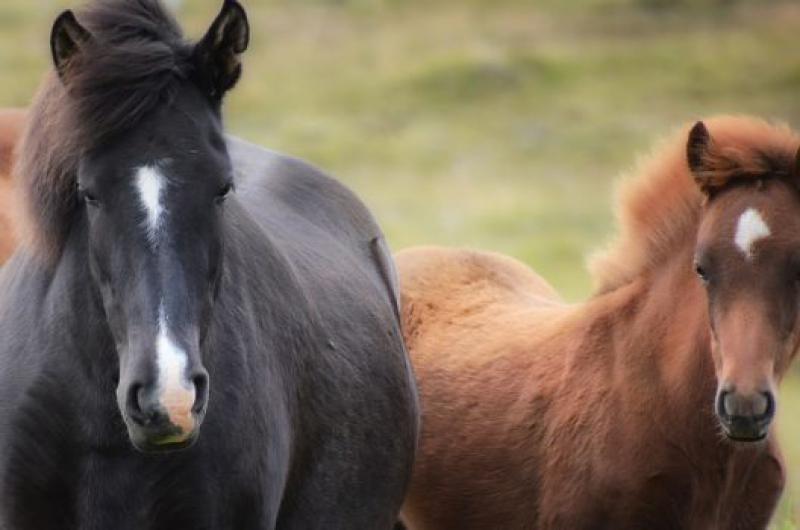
135, 165, 166, 243
134, 165, 195, 437
156, 306, 196, 434
734, 208, 771, 260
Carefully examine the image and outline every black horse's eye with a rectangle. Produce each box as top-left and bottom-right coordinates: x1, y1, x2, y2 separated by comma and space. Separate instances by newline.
79, 188, 100, 207
215, 182, 234, 203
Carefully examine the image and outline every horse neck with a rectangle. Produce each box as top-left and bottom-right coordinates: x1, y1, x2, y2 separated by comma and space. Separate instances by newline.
589, 242, 718, 435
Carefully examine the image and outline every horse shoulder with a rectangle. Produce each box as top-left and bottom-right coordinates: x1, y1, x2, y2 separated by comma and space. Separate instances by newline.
228, 136, 381, 239
228, 136, 402, 323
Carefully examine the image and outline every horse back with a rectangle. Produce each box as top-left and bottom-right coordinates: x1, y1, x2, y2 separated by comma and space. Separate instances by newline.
397, 246, 563, 348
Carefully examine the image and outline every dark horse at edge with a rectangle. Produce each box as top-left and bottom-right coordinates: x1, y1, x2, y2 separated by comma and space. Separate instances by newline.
0, 1, 418, 528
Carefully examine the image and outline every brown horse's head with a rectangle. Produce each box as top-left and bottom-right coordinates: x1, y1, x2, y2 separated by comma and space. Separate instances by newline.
689, 120, 800, 442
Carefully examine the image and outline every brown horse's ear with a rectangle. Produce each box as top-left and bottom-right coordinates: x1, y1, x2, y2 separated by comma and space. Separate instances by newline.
687, 121, 719, 195
50, 10, 92, 82
687, 122, 710, 173
194, 0, 250, 100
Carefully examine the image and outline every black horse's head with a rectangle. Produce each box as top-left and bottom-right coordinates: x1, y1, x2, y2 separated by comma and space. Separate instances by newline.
47, 0, 249, 452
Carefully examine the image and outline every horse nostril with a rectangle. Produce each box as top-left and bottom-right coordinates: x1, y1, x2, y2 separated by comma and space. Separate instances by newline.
192, 372, 209, 414
717, 389, 775, 421
125, 382, 165, 427
722, 392, 739, 416
125, 382, 147, 425
757, 391, 775, 421
716, 390, 731, 419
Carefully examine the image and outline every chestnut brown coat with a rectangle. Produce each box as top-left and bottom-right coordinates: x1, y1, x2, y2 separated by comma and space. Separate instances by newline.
399, 116, 800, 529
0, 108, 24, 264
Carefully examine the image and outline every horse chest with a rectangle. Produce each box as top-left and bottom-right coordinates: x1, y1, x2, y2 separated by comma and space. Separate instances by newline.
544, 441, 784, 530
2, 423, 274, 530
538, 464, 692, 529
77, 457, 201, 529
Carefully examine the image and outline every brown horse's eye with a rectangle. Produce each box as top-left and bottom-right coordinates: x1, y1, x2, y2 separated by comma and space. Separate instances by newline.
695, 264, 709, 284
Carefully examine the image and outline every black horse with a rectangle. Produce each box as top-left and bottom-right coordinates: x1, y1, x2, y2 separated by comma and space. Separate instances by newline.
0, 1, 418, 528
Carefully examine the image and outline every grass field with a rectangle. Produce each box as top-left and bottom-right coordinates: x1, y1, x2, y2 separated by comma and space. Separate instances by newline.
2, 0, 800, 526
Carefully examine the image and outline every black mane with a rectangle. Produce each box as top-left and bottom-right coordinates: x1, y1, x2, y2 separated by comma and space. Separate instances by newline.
68, 0, 195, 148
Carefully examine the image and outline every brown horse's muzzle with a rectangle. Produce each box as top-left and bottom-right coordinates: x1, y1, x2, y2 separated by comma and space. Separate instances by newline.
715, 385, 775, 442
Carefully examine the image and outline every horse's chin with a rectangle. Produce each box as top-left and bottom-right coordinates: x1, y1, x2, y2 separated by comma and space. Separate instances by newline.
129, 434, 199, 454
125, 422, 201, 454
720, 424, 769, 445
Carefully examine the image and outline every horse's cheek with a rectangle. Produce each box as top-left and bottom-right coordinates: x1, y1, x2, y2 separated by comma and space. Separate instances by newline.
709, 334, 723, 373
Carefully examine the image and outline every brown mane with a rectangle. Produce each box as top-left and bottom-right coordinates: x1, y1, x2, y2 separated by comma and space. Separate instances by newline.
0, 109, 26, 264
16, 0, 192, 259
588, 115, 800, 293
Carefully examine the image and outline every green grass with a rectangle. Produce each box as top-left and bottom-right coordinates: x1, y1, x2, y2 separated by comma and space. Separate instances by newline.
778, 377, 800, 528
3, 0, 800, 526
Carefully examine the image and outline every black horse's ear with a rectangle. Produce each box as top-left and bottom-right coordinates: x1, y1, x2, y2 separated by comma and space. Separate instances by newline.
50, 10, 92, 81
194, 0, 250, 100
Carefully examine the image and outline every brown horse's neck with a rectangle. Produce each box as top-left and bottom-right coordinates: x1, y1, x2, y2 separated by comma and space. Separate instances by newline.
588, 240, 720, 443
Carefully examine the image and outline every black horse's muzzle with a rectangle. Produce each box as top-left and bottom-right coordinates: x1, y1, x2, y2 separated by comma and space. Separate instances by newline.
119, 370, 209, 453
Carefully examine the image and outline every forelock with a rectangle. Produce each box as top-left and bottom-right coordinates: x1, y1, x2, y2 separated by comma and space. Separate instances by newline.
68, 0, 197, 149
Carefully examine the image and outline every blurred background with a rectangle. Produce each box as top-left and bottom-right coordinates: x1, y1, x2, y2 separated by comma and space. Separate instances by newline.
2, 0, 799, 526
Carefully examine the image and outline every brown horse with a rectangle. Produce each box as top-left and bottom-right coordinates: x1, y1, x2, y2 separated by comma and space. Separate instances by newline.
0, 108, 24, 264
398, 116, 800, 529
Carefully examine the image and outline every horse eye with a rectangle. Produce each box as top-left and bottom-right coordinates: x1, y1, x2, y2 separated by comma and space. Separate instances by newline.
215, 183, 233, 203
80, 189, 100, 207
695, 263, 709, 283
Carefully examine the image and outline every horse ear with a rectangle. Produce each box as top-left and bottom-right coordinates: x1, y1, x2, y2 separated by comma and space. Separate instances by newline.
194, 0, 250, 100
50, 10, 92, 82
687, 121, 710, 174
687, 121, 716, 195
